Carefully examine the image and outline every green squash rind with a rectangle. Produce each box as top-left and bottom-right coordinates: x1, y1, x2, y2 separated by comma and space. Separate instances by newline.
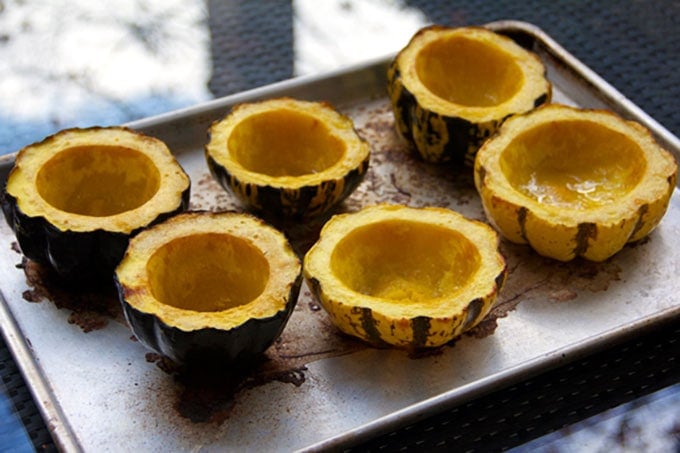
306, 269, 505, 350
2, 189, 188, 281
115, 210, 303, 365
1, 127, 191, 282
388, 59, 506, 166
474, 104, 678, 262
387, 25, 552, 165
206, 152, 369, 221
117, 273, 302, 365
303, 204, 508, 350
205, 98, 371, 221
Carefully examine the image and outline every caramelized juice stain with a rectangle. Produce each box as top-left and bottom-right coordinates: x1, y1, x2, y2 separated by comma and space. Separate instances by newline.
20, 256, 122, 332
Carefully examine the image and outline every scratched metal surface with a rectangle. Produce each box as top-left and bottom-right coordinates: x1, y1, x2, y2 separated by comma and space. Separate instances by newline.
0, 22, 678, 452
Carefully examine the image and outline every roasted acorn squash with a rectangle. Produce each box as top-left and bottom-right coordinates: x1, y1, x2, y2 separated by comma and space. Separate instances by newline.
1, 127, 190, 282
205, 97, 370, 220
303, 204, 506, 349
115, 211, 302, 364
387, 25, 551, 165
475, 104, 678, 261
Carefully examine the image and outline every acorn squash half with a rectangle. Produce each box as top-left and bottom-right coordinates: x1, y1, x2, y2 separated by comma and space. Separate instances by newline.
115, 211, 302, 364
387, 25, 551, 165
1, 127, 190, 282
474, 104, 678, 261
205, 97, 370, 220
303, 204, 506, 349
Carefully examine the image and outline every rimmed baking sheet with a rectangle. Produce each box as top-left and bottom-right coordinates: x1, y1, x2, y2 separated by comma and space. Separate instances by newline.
0, 21, 678, 452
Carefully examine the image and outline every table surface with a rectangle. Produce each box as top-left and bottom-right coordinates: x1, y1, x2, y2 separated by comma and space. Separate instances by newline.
0, 1, 678, 452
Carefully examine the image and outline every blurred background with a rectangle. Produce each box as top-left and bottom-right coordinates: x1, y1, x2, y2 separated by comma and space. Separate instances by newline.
1, 0, 678, 156
0, 0, 678, 451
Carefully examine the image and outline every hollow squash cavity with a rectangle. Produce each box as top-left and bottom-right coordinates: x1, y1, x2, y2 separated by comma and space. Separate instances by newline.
228, 109, 345, 177
304, 204, 506, 349
146, 233, 269, 313
387, 25, 551, 165
500, 120, 646, 209
115, 211, 302, 364
416, 36, 523, 107
2, 126, 190, 282
205, 97, 370, 219
474, 103, 678, 262
330, 220, 480, 302
36, 145, 161, 217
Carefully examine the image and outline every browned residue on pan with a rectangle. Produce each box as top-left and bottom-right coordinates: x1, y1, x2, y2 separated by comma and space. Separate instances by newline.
19, 257, 121, 332
138, 285, 369, 424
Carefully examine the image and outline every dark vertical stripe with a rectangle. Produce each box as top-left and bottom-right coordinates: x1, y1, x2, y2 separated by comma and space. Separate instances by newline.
494, 268, 507, 292
574, 222, 597, 257
533, 92, 550, 108
630, 204, 649, 239
360, 308, 385, 346
411, 316, 431, 348
476, 165, 487, 188
462, 298, 484, 330
517, 206, 529, 242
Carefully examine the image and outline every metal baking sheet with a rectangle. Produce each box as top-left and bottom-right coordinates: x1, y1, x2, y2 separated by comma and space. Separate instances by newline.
1, 21, 679, 452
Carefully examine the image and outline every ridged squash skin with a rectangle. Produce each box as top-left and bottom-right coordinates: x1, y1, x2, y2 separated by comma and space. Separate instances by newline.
474, 104, 678, 261
115, 211, 302, 365
387, 25, 551, 165
304, 204, 506, 349
205, 97, 370, 220
1, 127, 190, 282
